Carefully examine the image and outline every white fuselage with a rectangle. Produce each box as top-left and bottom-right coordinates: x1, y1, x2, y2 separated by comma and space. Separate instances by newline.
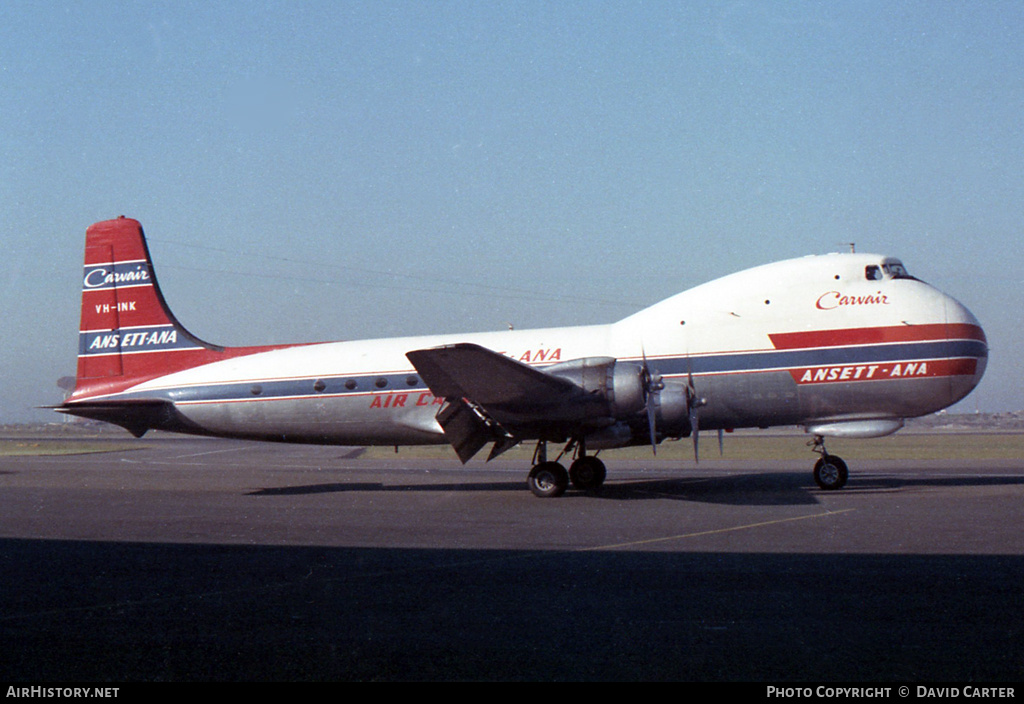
96, 252, 987, 447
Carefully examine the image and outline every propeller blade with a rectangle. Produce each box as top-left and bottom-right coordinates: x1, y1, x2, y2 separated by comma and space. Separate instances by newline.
640, 346, 662, 455
690, 404, 699, 462
684, 361, 705, 463
647, 399, 657, 455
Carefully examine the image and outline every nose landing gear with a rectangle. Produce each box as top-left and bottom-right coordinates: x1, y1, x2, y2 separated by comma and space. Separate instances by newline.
810, 435, 848, 490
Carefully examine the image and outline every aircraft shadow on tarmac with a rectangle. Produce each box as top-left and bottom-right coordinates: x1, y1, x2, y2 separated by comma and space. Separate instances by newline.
247, 469, 1024, 506
245, 472, 817, 505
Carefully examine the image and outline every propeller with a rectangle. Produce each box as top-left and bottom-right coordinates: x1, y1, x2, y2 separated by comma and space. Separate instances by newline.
640, 348, 663, 454
685, 362, 706, 462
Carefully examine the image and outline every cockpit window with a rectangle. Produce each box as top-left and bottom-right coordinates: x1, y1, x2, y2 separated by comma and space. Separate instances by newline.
882, 261, 912, 279
866, 260, 915, 281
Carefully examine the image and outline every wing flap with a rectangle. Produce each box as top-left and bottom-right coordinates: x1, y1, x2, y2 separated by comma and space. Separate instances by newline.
434, 398, 500, 463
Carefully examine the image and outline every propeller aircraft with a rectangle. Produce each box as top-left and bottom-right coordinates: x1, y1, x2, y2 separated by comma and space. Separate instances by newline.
58, 217, 988, 497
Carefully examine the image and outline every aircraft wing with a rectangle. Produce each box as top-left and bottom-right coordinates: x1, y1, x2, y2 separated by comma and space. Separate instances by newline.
405, 343, 592, 462
407, 343, 577, 408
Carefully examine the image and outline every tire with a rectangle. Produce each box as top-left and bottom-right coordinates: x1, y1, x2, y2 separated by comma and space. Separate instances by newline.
813, 455, 849, 490
569, 456, 607, 491
528, 462, 569, 498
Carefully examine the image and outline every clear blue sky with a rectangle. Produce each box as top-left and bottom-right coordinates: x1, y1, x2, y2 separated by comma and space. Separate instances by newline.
2, 1, 1022, 421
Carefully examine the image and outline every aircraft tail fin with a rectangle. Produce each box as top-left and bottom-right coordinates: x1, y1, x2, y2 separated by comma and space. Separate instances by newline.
71, 216, 226, 399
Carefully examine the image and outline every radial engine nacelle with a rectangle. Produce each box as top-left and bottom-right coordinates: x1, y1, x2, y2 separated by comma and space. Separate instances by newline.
651, 380, 693, 439
542, 356, 694, 448
542, 356, 649, 421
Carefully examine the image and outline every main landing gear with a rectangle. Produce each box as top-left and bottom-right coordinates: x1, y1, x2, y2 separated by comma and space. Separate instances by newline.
527, 439, 607, 498
810, 435, 848, 490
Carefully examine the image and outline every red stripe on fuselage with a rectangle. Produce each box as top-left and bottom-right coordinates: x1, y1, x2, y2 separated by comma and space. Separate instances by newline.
769, 324, 986, 350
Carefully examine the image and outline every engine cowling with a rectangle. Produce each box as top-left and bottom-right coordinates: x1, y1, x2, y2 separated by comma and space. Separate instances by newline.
543, 357, 649, 420
541, 357, 696, 448
653, 380, 692, 438
571, 381, 693, 449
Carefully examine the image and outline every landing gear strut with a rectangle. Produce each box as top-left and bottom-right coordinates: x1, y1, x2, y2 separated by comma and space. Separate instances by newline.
526, 439, 607, 498
810, 435, 848, 490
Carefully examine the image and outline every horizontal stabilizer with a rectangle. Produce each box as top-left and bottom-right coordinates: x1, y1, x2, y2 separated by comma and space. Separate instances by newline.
56, 399, 179, 438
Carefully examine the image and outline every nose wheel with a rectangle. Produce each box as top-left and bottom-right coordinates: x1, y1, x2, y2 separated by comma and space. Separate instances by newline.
813, 455, 848, 490
810, 435, 848, 490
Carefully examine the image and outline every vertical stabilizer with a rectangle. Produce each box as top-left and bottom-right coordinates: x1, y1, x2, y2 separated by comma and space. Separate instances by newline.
72, 217, 224, 399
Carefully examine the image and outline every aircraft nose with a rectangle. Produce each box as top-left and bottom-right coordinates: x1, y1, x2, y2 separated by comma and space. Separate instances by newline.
945, 295, 988, 403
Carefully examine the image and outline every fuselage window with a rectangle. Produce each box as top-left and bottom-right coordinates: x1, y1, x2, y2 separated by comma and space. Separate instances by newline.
865, 265, 883, 281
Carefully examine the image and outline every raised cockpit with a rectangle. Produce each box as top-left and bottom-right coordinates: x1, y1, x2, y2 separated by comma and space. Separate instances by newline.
865, 259, 914, 281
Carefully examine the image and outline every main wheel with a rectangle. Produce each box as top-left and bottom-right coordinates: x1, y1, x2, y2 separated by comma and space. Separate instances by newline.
813, 455, 849, 490
528, 462, 569, 498
569, 456, 607, 491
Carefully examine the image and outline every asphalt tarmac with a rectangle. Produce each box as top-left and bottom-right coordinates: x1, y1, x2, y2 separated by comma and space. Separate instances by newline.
1, 435, 1022, 681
